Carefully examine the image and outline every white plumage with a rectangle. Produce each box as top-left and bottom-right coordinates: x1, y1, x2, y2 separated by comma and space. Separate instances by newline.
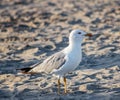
20, 29, 92, 94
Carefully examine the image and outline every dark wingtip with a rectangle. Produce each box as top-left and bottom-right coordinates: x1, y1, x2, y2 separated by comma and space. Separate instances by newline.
16, 67, 34, 74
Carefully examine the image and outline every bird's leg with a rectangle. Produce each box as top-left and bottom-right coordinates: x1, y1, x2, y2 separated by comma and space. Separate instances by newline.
58, 78, 61, 94
63, 77, 67, 94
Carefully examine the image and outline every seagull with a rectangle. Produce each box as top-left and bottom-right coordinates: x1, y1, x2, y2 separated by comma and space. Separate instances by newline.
18, 29, 92, 94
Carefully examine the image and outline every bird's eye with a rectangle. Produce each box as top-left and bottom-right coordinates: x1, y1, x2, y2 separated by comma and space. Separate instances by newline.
78, 32, 81, 34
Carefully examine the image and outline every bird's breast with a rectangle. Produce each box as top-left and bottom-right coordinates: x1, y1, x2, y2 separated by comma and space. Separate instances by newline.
65, 50, 82, 69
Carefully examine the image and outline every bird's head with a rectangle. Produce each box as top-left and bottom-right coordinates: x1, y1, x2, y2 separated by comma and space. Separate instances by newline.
69, 29, 92, 44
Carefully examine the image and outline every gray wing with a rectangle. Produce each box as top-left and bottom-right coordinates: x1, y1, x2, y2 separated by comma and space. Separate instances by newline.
30, 51, 66, 73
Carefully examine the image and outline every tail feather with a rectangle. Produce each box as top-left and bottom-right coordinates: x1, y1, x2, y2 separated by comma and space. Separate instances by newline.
17, 62, 41, 74
16, 67, 36, 74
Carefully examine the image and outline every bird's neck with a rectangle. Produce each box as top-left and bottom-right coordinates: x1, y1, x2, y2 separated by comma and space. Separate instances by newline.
68, 41, 82, 51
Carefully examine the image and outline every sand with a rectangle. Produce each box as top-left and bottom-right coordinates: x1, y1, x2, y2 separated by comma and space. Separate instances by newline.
0, 0, 120, 100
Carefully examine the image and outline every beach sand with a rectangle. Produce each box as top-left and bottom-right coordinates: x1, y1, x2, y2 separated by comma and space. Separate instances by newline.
0, 0, 120, 99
